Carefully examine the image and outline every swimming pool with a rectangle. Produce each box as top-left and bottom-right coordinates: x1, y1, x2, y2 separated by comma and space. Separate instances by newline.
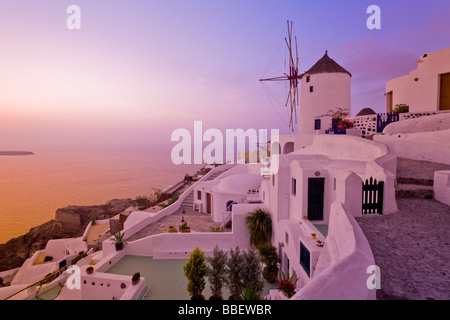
105, 255, 278, 300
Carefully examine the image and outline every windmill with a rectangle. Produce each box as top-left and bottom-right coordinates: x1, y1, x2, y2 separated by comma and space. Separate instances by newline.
260, 20, 300, 132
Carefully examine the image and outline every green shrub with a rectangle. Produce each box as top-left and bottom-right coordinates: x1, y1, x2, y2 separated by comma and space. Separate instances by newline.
71, 252, 87, 265
183, 247, 208, 300
393, 104, 409, 113
241, 284, 262, 300
211, 226, 224, 232
241, 248, 264, 297
246, 208, 272, 247
226, 246, 245, 299
135, 196, 152, 207
206, 245, 227, 299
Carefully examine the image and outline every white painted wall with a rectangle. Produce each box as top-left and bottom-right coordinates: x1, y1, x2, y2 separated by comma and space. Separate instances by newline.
291, 201, 376, 300
80, 268, 145, 300
294, 135, 398, 214
434, 171, 450, 206
386, 47, 450, 113
374, 129, 450, 165
299, 73, 351, 134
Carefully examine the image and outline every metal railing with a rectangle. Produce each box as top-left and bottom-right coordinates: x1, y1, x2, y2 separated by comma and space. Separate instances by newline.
3, 268, 65, 300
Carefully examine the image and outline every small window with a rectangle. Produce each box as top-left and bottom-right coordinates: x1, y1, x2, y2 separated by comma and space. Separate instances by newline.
306, 75, 310, 83
300, 242, 311, 277
285, 232, 289, 245
272, 174, 275, 187
292, 178, 297, 196
197, 191, 201, 200
333, 178, 337, 190
309, 86, 314, 93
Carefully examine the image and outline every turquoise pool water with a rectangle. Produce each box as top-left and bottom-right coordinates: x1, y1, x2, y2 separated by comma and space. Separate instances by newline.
314, 224, 329, 237
106, 255, 278, 300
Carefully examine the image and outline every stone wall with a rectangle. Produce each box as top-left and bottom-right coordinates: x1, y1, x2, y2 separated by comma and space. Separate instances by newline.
346, 110, 450, 138
346, 115, 378, 138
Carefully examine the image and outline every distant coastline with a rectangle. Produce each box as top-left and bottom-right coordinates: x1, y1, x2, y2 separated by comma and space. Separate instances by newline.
0, 151, 34, 156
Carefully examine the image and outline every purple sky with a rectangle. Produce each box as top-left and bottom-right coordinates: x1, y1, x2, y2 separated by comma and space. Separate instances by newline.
1, 0, 449, 151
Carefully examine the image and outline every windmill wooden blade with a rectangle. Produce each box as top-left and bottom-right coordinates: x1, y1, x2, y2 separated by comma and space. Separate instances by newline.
259, 20, 301, 132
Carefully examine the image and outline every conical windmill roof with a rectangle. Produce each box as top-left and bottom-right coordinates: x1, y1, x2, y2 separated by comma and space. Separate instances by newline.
303, 51, 352, 77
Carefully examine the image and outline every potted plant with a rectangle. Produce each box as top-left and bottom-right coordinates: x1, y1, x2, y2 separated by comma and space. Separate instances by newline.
113, 232, 127, 251
179, 222, 191, 233
246, 208, 272, 248
278, 271, 298, 299
166, 226, 178, 233
132, 272, 140, 285
311, 233, 316, 240
258, 243, 280, 284
86, 266, 94, 274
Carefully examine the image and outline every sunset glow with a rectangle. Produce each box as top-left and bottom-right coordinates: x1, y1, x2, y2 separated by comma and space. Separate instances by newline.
1, 0, 449, 151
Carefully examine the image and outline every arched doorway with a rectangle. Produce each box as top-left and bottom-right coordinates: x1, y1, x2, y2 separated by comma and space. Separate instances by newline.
226, 201, 237, 212
283, 142, 294, 154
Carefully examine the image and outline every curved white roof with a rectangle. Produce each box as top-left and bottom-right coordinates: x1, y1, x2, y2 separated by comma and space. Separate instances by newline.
215, 173, 263, 194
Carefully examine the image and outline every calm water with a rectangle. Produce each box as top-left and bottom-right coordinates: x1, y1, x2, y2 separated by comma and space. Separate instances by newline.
106, 255, 278, 300
0, 148, 202, 244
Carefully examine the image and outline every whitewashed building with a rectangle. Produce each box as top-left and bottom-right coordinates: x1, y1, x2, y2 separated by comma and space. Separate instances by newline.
277, 51, 352, 153
386, 47, 450, 113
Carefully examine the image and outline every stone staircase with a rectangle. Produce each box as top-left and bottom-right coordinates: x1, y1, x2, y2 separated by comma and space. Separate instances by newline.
395, 158, 450, 199
395, 177, 434, 199
204, 165, 235, 181
180, 191, 194, 210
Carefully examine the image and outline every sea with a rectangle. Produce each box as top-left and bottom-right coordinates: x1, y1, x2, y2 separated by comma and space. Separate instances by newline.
0, 148, 203, 244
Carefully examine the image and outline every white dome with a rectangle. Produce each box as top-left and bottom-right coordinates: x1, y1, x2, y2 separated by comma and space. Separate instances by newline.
217, 173, 263, 194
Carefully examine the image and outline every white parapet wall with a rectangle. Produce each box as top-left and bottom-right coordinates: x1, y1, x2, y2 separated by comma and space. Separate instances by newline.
374, 113, 450, 165
292, 201, 376, 300
434, 171, 450, 206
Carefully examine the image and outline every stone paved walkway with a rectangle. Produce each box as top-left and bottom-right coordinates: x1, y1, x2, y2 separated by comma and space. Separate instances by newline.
127, 207, 223, 242
356, 198, 450, 300
397, 158, 450, 181
356, 157, 450, 300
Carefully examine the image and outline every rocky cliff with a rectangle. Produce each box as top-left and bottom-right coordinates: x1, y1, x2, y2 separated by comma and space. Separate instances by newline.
0, 198, 137, 272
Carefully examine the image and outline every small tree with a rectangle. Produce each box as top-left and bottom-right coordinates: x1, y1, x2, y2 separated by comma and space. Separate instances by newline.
241, 248, 264, 298
246, 208, 272, 247
183, 247, 208, 300
206, 245, 228, 300
319, 107, 350, 123
226, 246, 245, 299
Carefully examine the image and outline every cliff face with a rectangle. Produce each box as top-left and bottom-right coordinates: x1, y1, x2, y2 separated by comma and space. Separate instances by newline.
0, 198, 137, 272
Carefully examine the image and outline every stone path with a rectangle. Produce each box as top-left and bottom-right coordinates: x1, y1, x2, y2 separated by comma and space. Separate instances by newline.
357, 198, 450, 300
356, 158, 450, 300
397, 158, 450, 182
127, 207, 222, 242
127, 165, 236, 242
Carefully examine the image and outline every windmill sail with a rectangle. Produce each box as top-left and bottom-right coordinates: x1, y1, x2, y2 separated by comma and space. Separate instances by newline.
260, 20, 300, 132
